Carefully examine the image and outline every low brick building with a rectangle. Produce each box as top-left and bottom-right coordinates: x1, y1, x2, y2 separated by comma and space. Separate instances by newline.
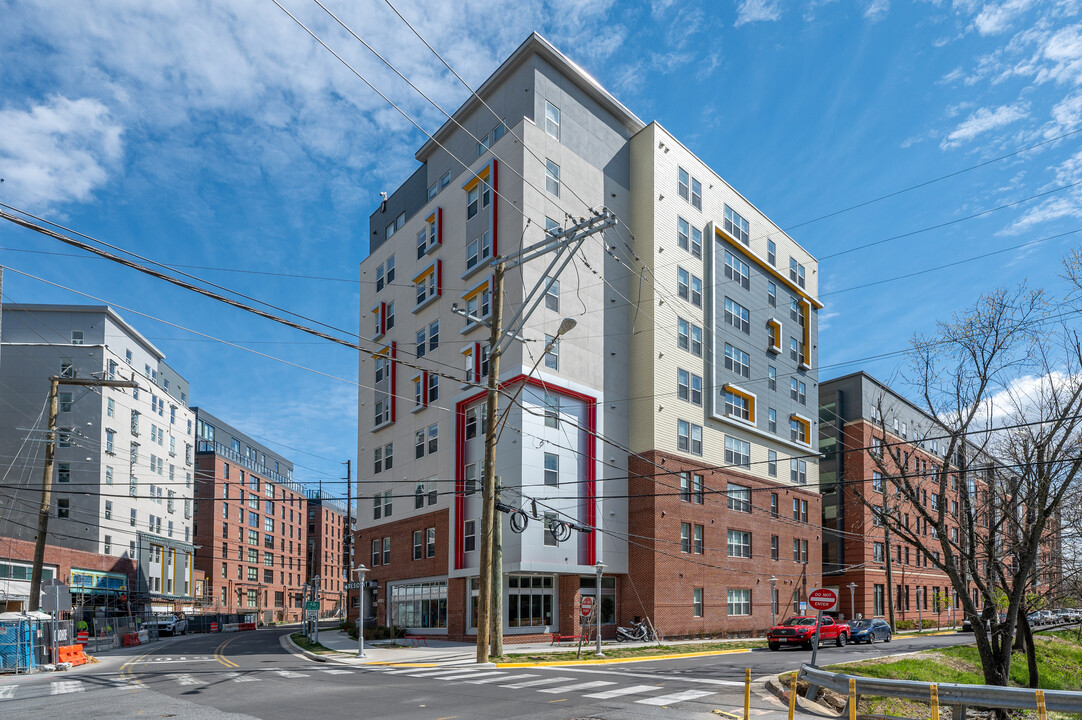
306, 494, 351, 616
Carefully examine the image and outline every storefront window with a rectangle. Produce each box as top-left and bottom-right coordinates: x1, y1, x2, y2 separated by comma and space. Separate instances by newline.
508, 575, 554, 628
390, 581, 447, 629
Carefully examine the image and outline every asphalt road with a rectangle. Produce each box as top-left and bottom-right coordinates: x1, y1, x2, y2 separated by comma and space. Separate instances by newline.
0, 627, 977, 720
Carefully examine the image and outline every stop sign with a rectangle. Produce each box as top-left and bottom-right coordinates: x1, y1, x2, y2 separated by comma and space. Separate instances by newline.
808, 588, 839, 612
580, 596, 595, 617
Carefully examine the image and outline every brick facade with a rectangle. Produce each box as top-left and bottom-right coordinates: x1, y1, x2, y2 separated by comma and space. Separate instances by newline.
306, 499, 349, 614
193, 454, 307, 622
629, 451, 822, 637
1, 536, 137, 612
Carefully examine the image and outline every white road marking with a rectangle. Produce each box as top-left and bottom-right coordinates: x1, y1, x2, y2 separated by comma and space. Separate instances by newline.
167, 673, 203, 686
273, 670, 309, 678
466, 673, 538, 684
538, 680, 615, 694
317, 668, 352, 675
142, 658, 216, 664
109, 677, 146, 690
51, 681, 85, 695
401, 668, 491, 679
635, 689, 715, 706
500, 676, 572, 689
223, 672, 262, 683
427, 671, 506, 682
559, 666, 743, 686
0, 686, 16, 699
583, 684, 659, 699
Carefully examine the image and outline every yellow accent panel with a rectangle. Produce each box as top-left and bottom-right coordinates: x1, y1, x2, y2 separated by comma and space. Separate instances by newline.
461, 166, 491, 193
371, 344, 391, 359
724, 384, 756, 423
463, 279, 490, 301
714, 227, 823, 309
799, 298, 811, 350
766, 319, 782, 350
426, 211, 437, 224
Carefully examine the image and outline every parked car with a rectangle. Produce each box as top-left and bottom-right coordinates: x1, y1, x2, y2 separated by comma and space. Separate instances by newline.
848, 618, 892, 644
767, 615, 849, 651
155, 613, 188, 636
1038, 610, 1056, 625
1027, 611, 1044, 627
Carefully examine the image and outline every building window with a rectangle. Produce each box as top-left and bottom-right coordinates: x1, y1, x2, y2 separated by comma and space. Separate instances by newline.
768, 408, 777, 433
544, 393, 559, 428
770, 492, 779, 517
873, 542, 885, 562
544, 335, 559, 370
724, 391, 753, 423
464, 520, 477, 552
768, 366, 777, 391
724, 251, 750, 289
677, 420, 702, 455
691, 177, 702, 210
727, 482, 751, 513
371, 539, 380, 566
725, 297, 750, 333
413, 530, 423, 560
677, 318, 703, 356
771, 535, 779, 560
693, 588, 703, 617
724, 206, 750, 245
789, 257, 806, 288
693, 524, 704, 554
678, 167, 690, 201
466, 231, 492, 271
543, 512, 559, 547
680, 522, 691, 553
382, 536, 391, 564
545, 159, 560, 196
790, 458, 807, 485
792, 498, 809, 522
390, 581, 448, 629
767, 239, 776, 266
874, 584, 885, 616
789, 379, 807, 405
768, 450, 778, 476
544, 452, 559, 486
727, 530, 751, 558
872, 472, 884, 492
790, 417, 809, 444
677, 369, 703, 405
426, 528, 436, 558
724, 344, 751, 379
507, 575, 555, 628
727, 589, 751, 616
724, 436, 751, 468
544, 101, 560, 139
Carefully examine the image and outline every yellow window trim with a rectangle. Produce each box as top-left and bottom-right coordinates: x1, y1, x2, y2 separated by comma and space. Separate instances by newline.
425, 211, 437, 225
790, 414, 811, 441
461, 165, 492, 193
766, 318, 782, 350
723, 384, 757, 423
413, 263, 436, 284
461, 346, 474, 357
371, 344, 391, 359
798, 298, 812, 349
713, 226, 823, 309
463, 279, 490, 301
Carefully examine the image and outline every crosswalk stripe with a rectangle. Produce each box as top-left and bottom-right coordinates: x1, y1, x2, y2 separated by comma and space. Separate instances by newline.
500, 676, 572, 689
223, 672, 262, 682
51, 681, 85, 695
426, 671, 506, 682
635, 689, 715, 706
537, 680, 614, 694
378, 666, 439, 674
583, 684, 659, 699
167, 673, 203, 686
466, 673, 538, 684
273, 670, 309, 678
396, 668, 472, 678
0, 686, 16, 699
110, 677, 145, 690
317, 669, 352, 675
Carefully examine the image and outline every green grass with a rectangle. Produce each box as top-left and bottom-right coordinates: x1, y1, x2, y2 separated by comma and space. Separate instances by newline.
824, 632, 1082, 691
496, 639, 761, 664
290, 632, 335, 655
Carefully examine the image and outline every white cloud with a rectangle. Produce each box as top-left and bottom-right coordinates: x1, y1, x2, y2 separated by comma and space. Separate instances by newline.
1033, 23, 1082, 84
940, 102, 1030, 148
972, 0, 1036, 35
0, 96, 124, 209
735, 0, 781, 26
1000, 194, 1082, 233
863, 0, 890, 21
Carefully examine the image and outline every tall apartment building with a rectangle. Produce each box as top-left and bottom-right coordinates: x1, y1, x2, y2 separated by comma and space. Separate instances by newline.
306, 493, 351, 615
192, 409, 307, 623
820, 372, 982, 624
353, 34, 821, 641
0, 305, 197, 613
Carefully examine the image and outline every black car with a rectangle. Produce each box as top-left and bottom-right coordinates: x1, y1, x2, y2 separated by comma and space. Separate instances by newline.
847, 618, 891, 644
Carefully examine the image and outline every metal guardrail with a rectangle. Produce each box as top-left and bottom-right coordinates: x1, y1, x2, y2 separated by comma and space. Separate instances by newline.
798, 663, 1082, 714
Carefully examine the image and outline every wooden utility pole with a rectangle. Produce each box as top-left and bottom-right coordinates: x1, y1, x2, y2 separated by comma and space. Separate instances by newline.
29, 373, 138, 611
477, 261, 504, 664
884, 496, 898, 632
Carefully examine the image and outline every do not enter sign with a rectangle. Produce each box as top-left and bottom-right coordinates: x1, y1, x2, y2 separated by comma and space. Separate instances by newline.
808, 587, 839, 612
580, 596, 595, 617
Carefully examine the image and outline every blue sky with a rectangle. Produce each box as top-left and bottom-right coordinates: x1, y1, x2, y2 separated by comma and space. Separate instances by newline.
1, 0, 1080, 499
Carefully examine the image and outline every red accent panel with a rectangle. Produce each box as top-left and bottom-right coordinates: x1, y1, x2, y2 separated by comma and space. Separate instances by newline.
437, 207, 443, 246
452, 374, 597, 571
437, 260, 443, 297
390, 341, 397, 424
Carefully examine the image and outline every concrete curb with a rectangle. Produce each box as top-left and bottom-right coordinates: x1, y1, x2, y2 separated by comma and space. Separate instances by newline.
496, 647, 751, 668
279, 632, 330, 663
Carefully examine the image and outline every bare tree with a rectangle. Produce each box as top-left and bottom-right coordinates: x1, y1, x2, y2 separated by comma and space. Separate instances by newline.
858, 281, 1082, 691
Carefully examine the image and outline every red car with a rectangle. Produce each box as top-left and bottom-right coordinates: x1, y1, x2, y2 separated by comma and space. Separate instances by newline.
767, 615, 849, 650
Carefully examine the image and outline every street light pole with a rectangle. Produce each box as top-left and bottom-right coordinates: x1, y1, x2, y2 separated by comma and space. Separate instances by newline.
847, 582, 858, 621
770, 576, 777, 628
354, 564, 367, 658
595, 562, 605, 658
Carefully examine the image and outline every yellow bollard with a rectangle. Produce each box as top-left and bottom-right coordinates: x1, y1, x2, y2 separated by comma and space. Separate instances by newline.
788, 673, 798, 720
930, 684, 939, 720
1036, 689, 1047, 720
744, 668, 751, 720
849, 678, 857, 720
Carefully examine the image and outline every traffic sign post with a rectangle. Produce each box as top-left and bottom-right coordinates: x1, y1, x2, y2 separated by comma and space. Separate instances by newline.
807, 588, 839, 668
580, 596, 595, 618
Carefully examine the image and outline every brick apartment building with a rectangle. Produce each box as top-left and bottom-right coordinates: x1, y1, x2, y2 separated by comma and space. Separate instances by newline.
192, 409, 308, 623
352, 34, 821, 641
306, 494, 351, 616
820, 372, 987, 626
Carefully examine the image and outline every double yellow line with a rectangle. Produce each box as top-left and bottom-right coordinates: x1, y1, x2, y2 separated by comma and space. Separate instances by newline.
215, 637, 239, 668
119, 645, 158, 684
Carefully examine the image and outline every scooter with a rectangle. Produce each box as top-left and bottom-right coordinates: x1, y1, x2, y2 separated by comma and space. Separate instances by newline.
616, 620, 654, 642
